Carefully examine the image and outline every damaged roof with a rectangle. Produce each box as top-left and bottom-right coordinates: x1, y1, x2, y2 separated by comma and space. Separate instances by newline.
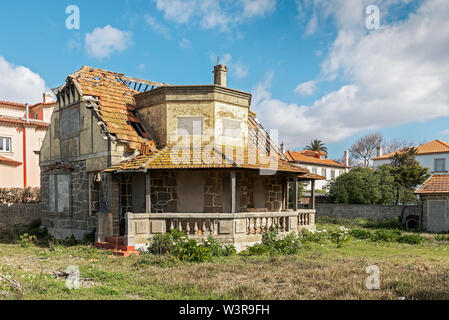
64, 66, 160, 151
104, 144, 307, 173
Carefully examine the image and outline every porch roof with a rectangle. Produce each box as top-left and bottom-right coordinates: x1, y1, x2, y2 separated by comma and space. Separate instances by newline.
415, 175, 449, 195
104, 144, 309, 174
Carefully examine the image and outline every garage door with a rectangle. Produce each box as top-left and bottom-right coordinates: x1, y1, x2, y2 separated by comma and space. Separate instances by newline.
427, 200, 448, 233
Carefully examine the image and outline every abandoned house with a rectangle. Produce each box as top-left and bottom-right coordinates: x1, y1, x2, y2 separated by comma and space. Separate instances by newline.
39, 65, 323, 254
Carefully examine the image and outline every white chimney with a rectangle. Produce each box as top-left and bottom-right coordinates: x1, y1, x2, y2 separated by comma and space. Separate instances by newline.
280, 142, 286, 155
377, 146, 383, 158
213, 64, 228, 87
43, 92, 54, 104
344, 150, 349, 167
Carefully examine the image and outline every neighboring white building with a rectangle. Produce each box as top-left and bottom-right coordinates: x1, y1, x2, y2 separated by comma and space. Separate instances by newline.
286, 149, 351, 191
373, 140, 449, 175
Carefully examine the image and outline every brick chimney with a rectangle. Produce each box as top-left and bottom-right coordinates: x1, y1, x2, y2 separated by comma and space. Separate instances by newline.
377, 146, 383, 158
213, 64, 228, 87
344, 150, 349, 167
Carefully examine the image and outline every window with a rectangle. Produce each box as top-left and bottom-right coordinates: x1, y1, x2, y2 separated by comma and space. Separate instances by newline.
221, 119, 242, 138
177, 117, 203, 135
0, 137, 11, 152
60, 107, 80, 139
435, 159, 446, 172
331, 170, 336, 180
312, 168, 318, 174
48, 174, 71, 213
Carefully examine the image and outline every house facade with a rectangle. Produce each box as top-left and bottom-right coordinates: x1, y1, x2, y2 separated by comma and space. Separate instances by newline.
285, 150, 350, 191
415, 175, 449, 233
40, 65, 321, 252
0, 95, 55, 188
373, 140, 449, 174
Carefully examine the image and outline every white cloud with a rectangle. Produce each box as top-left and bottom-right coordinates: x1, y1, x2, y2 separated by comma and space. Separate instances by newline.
0, 56, 47, 103
440, 129, 449, 135
153, 0, 276, 32
85, 25, 132, 59
145, 15, 171, 39
234, 62, 249, 79
294, 80, 317, 96
179, 38, 191, 49
253, 0, 449, 148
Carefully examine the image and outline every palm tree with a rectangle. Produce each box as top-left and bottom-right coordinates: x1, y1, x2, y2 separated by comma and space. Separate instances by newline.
304, 139, 328, 155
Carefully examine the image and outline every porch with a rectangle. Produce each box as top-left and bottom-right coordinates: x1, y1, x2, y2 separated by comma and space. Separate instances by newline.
95, 168, 320, 252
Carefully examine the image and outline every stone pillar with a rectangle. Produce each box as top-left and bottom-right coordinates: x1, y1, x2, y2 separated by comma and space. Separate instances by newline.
311, 180, 316, 210
124, 212, 135, 247
230, 170, 236, 213
293, 176, 298, 211
145, 173, 151, 213
284, 176, 289, 210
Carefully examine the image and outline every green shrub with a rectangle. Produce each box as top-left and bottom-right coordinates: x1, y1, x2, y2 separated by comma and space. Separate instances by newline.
435, 234, 449, 242
203, 237, 236, 256
299, 229, 329, 244
174, 239, 212, 263
350, 229, 373, 240
397, 234, 426, 244
17, 233, 38, 247
329, 226, 351, 248
370, 229, 402, 242
148, 232, 177, 255
246, 230, 301, 256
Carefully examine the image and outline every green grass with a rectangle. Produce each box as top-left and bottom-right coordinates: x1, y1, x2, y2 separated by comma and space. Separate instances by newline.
1, 220, 449, 300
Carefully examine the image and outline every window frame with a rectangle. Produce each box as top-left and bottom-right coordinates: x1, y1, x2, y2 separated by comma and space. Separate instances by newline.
434, 158, 446, 173
0, 136, 12, 153
221, 119, 242, 139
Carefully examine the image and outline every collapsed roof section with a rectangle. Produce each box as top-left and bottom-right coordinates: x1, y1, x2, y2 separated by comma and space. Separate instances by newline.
53, 66, 169, 152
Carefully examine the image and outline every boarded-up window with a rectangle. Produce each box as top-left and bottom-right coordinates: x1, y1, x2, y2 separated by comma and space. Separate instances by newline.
177, 117, 203, 135
48, 174, 70, 213
222, 119, 242, 138
60, 107, 80, 139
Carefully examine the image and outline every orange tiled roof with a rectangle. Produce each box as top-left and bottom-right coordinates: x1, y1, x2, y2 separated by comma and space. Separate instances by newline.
374, 140, 449, 160
0, 115, 49, 129
286, 150, 346, 168
0, 101, 27, 108
66, 66, 157, 151
0, 156, 22, 167
415, 175, 449, 194
105, 144, 307, 173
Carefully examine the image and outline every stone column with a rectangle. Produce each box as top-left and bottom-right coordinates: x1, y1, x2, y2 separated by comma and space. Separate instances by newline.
293, 175, 298, 211
311, 180, 316, 210
145, 173, 151, 213
124, 212, 135, 247
230, 170, 237, 213
284, 176, 289, 210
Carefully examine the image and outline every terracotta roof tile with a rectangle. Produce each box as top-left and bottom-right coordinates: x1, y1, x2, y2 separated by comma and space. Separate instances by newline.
105, 144, 308, 173
286, 150, 346, 168
415, 175, 449, 194
374, 140, 449, 160
68, 66, 157, 151
0, 115, 49, 128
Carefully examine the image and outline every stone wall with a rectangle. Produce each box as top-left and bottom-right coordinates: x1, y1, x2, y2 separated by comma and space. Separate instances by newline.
0, 203, 42, 227
316, 204, 421, 221
204, 170, 224, 213
150, 171, 178, 213
264, 175, 284, 212
41, 160, 97, 240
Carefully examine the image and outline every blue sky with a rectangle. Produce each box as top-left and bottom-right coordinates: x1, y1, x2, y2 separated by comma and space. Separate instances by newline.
1, 0, 448, 160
